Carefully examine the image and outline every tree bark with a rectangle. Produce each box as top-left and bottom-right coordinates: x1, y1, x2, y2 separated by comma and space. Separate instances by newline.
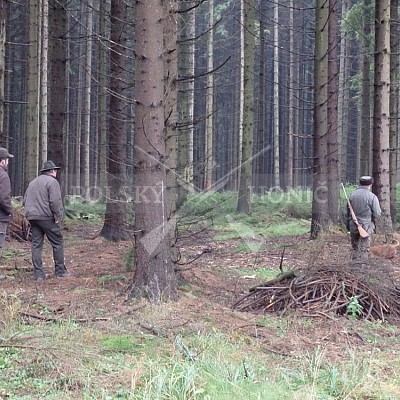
327, 0, 339, 222
310, 0, 329, 238
129, 0, 177, 302
273, 1, 280, 188
73, 1, 86, 192
176, 0, 195, 208
204, 0, 214, 189
236, 0, 255, 214
0, 0, 6, 142
25, 0, 40, 187
39, 0, 48, 164
48, 0, 66, 190
389, 0, 398, 223
372, 0, 392, 231
99, 0, 129, 241
337, 0, 350, 182
164, 0, 178, 220
286, 0, 294, 189
254, 0, 266, 194
359, 0, 372, 177
81, 0, 93, 192
97, 0, 110, 197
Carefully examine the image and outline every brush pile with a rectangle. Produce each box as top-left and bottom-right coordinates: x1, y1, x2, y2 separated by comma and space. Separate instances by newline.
233, 264, 400, 322
8, 204, 30, 241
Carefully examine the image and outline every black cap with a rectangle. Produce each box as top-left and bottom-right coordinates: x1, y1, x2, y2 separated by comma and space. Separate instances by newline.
359, 176, 373, 186
39, 160, 61, 173
0, 147, 13, 159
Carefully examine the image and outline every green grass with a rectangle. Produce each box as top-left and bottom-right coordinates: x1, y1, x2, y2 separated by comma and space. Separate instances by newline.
2, 317, 399, 400
64, 196, 106, 224
180, 191, 311, 243
98, 274, 127, 285
59, 187, 348, 237
101, 334, 163, 355
213, 217, 309, 240
0, 248, 30, 260
0, 318, 287, 399
20, 183, 400, 230
3, 188, 400, 398
235, 267, 278, 281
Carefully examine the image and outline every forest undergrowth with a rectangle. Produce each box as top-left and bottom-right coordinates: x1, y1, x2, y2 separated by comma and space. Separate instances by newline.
1, 191, 400, 399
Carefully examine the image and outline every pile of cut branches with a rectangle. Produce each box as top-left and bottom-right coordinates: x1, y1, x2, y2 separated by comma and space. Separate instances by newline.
9, 205, 30, 242
233, 265, 400, 322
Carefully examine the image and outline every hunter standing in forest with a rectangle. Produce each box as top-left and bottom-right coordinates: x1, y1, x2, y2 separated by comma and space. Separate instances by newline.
0, 147, 14, 280
23, 160, 72, 281
346, 176, 381, 264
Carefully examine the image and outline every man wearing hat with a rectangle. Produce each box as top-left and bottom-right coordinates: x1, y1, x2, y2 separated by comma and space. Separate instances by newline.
0, 147, 14, 281
346, 176, 381, 263
23, 160, 72, 280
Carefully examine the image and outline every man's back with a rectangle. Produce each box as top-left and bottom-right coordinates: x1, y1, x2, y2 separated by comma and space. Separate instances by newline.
348, 186, 381, 234
24, 174, 63, 221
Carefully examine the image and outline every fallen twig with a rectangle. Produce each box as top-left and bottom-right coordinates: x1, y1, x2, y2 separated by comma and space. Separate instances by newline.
19, 311, 110, 323
233, 264, 400, 322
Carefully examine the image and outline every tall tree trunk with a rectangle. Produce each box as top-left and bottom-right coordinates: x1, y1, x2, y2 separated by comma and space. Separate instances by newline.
74, 1, 86, 192
327, 0, 339, 222
293, 7, 301, 187
337, 0, 350, 182
0, 0, 6, 142
129, 0, 177, 302
81, 0, 93, 193
176, 0, 195, 208
360, 0, 372, 176
286, 0, 294, 189
389, 0, 398, 223
164, 0, 178, 219
238, 0, 244, 174
48, 0, 67, 191
273, 1, 280, 187
164, 0, 181, 282
39, 0, 48, 164
255, 0, 266, 194
372, 0, 392, 230
65, 12, 72, 193
204, 0, 214, 189
99, 0, 129, 241
310, 0, 329, 238
25, 0, 40, 188
97, 0, 110, 197
236, 0, 255, 214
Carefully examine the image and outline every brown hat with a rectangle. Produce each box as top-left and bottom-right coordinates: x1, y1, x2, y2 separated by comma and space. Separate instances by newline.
39, 160, 61, 173
0, 147, 13, 159
359, 176, 373, 186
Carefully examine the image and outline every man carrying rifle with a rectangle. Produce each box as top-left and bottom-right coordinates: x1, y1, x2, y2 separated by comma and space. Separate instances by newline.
345, 176, 381, 263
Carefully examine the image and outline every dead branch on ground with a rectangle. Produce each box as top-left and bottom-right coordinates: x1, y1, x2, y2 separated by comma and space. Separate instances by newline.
233, 264, 400, 322
9, 205, 30, 241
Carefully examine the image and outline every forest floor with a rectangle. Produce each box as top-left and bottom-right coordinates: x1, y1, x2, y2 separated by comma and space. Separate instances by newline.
2, 219, 400, 364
